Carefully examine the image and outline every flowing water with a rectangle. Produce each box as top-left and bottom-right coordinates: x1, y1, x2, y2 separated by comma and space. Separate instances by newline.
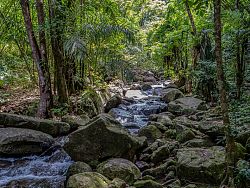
0, 83, 167, 187
111, 84, 167, 133
0, 138, 73, 188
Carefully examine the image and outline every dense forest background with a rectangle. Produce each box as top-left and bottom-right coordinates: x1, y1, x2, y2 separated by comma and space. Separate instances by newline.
1, 0, 249, 116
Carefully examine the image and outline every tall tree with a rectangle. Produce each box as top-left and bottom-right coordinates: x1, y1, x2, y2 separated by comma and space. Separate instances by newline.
48, 0, 68, 104
214, 0, 236, 186
20, 0, 53, 118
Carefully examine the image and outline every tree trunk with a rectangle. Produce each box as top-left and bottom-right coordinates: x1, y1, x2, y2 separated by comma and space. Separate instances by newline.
20, 0, 53, 118
214, 0, 236, 186
48, 0, 68, 104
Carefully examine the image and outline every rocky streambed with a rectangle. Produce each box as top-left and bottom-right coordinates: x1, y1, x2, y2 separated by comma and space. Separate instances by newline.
0, 80, 249, 188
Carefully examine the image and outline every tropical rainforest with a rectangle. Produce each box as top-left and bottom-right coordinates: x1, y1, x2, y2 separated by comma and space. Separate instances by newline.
0, 0, 249, 188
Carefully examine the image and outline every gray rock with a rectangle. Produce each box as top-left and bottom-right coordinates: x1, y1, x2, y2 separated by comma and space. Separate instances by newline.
0, 128, 54, 156
177, 146, 225, 184
66, 172, 110, 188
168, 97, 207, 115
97, 158, 141, 185
104, 94, 122, 113
0, 113, 70, 137
138, 125, 162, 143
161, 88, 184, 103
64, 114, 143, 162
66, 162, 92, 177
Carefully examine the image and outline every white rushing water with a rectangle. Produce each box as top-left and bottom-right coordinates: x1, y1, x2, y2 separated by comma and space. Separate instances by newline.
0, 141, 72, 188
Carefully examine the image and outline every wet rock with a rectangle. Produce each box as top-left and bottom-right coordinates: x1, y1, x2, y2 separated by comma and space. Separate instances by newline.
64, 114, 143, 162
177, 146, 225, 184
104, 94, 123, 113
109, 108, 134, 122
62, 115, 90, 130
168, 97, 207, 115
66, 172, 110, 188
138, 125, 162, 143
133, 180, 163, 188
0, 113, 70, 137
161, 88, 184, 103
97, 158, 141, 185
66, 162, 92, 177
0, 128, 54, 156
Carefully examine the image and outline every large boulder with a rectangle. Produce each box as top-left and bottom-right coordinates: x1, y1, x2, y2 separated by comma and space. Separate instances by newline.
104, 94, 122, 113
168, 97, 207, 115
161, 88, 184, 103
0, 113, 70, 137
64, 114, 144, 162
177, 146, 225, 184
66, 172, 110, 188
97, 158, 141, 184
0, 128, 54, 156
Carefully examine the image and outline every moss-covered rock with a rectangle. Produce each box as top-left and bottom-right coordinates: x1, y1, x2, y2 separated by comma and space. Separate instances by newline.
66, 172, 110, 188
176, 129, 196, 143
138, 125, 162, 143
66, 162, 92, 177
64, 114, 143, 162
177, 146, 225, 185
77, 89, 103, 118
97, 158, 141, 185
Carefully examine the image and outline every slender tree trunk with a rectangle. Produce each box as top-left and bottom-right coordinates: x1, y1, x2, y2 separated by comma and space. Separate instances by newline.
20, 0, 53, 118
48, 0, 68, 104
214, 0, 236, 186
185, 0, 197, 35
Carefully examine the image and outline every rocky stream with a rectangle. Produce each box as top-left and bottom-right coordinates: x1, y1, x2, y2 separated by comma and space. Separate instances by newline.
0, 71, 249, 188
